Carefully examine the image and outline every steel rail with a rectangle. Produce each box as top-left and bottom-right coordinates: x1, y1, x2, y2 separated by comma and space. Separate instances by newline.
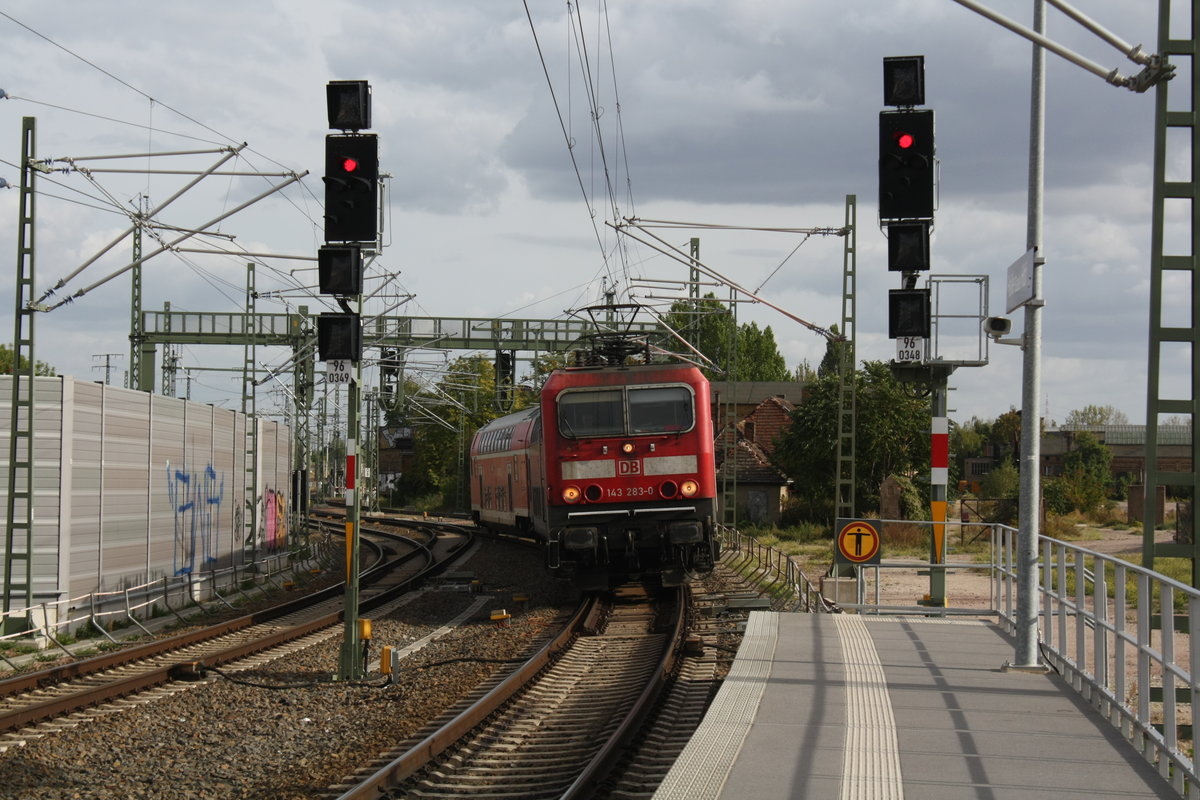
334, 595, 598, 799
0, 518, 467, 734
561, 585, 687, 799
335, 586, 688, 800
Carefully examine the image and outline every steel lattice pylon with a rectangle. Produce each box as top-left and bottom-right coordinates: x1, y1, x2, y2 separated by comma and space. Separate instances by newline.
835, 195, 858, 522
1143, 0, 1200, 584
3, 118, 38, 630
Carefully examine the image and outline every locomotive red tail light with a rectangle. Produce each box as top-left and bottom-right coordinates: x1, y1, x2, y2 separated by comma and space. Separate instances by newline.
681, 480, 699, 498
621, 442, 635, 454
584, 484, 603, 502
563, 485, 582, 504
659, 480, 678, 499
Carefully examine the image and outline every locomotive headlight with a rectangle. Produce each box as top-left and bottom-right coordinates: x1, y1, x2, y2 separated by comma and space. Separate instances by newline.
562, 485, 582, 504
680, 479, 700, 498
621, 442, 635, 454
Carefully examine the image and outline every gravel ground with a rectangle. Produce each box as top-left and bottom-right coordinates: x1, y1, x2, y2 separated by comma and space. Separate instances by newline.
0, 538, 578, 800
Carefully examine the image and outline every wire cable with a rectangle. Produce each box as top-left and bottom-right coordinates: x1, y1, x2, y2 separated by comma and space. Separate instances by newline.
523, 1, 614, 284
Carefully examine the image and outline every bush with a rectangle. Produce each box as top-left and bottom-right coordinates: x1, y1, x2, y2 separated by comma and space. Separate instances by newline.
1043, 477, 1072, 516
741, 520, 830, 544
1042, 513, 1079, 540
880, 521, 927, 552
1085, 502, 1127, 528
982, 460, 1020, 499
887, 473, 926, 520
779, 496, 833, 527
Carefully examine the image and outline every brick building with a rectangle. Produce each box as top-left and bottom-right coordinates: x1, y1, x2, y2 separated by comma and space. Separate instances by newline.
714, 393, 797, 524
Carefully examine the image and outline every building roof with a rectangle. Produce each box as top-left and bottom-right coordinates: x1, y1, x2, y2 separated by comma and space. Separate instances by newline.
710, 381, 806, 406
716, 438, 789, 485
1048, 424, 1191, 446
741, 395, 795, 456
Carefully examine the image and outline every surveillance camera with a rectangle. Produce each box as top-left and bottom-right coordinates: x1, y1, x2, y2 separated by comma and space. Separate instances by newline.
983, 316, 1012, 338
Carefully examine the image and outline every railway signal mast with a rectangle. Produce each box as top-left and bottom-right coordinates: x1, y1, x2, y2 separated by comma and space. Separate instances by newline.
320, 79, 377, 681
880, 55, 934, 349
879, 56, 953, 606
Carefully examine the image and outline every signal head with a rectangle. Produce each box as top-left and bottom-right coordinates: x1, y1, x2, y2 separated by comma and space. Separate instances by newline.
883, 56, 925, 107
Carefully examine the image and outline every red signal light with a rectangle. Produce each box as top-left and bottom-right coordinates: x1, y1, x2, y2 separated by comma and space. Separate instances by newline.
342, 157, 360, 173
896, 132, 915, 149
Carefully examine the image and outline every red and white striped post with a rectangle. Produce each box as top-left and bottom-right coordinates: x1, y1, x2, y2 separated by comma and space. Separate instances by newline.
926, 371, 951, 606
344, 442, 356, 577
931, 415, 948, 566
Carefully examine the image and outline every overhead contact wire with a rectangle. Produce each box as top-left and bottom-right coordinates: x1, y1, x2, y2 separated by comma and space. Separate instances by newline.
523, 1, 613, 282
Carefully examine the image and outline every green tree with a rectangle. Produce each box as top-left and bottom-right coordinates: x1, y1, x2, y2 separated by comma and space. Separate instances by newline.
1064, 404, 1128, 426
390, 355, 530, 510
732, 321, 790, 381
662, 294, 791, 382
0, 344, 56, 376
1060, 431, 1111, 512
663, 294, 734, 377
991, 407, 1022, 464
773, 359, 930, 523
949, 417, 988, 489
817, 324, 849, 378
981, 459, 1019, 499
526, 352, 566, 392
793, 359, 817, 383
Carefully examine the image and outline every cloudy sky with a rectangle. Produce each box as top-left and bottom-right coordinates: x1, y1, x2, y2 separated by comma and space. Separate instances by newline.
0, 1, 1179, 426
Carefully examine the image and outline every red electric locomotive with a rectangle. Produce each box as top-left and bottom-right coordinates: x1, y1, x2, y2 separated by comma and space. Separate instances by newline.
471, 348, 718, 589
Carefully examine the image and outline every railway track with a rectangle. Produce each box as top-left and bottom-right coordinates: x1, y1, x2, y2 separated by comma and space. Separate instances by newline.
328, 583, 684, 800
0, 517, 471, 747
0, 520, 783, 798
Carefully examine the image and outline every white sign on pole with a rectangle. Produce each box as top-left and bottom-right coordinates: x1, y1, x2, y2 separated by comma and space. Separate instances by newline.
895, 336, 924, 363
326, 359, 352, 384
1006, 248, 1035, 313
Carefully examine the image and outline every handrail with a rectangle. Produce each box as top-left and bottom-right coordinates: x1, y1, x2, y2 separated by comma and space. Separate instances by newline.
715, 524, 836, 613
991, 524, 1198, 796
718, 518, 1198, 794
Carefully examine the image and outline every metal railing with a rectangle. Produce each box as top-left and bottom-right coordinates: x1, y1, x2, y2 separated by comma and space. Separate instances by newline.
991, 524, 1199, 797
715, 519, 1200, 794
716, 524, 836, 612
0, 535, 337, 671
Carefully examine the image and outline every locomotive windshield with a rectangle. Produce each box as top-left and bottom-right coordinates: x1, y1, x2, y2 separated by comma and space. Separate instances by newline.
629, 386, 693, 433
558, 384, 694, 438
558, 389, 624, 437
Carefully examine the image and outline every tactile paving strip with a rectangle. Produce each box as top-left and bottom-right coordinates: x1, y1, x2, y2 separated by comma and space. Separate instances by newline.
652, 610, 777, 800
835, 614, 904, 800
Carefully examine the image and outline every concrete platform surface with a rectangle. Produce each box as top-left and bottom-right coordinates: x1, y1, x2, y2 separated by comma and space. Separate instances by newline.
656, 612, 1175, 799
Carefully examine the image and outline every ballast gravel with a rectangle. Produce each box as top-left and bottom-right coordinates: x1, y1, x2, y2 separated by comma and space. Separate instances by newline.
0, 538, 578, 800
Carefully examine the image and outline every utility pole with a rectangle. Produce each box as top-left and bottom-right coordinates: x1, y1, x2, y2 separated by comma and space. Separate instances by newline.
950, 0, 1173, 660
91, 353, 124, 386
129, 194, 145, 391
1012, 0, 1047, 670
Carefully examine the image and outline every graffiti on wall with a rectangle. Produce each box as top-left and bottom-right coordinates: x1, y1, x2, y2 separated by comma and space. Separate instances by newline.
167, 461, 227, 575
263, 488, 287, 551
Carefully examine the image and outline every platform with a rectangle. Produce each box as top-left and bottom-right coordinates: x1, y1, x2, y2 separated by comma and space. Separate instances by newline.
656, 612, 1175, 799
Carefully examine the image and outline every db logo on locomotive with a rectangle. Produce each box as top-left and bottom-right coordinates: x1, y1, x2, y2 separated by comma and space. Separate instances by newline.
618, 460, 641, 476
